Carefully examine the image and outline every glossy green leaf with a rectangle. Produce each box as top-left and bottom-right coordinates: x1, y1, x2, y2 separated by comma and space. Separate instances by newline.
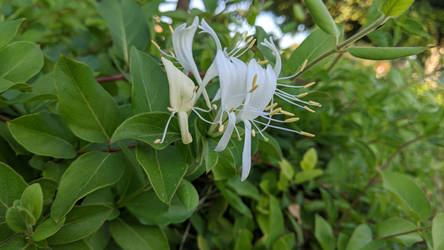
295, 169, 323, 183
0, 235, 27, 249
267, 196, 285, 248
5, 207, 27, 232
376, 217, 422, 246
215, 182, 252, 218
51, 152, 125, 221
315, 215, 335, 250
125, 180, 198, 225
111, 112, 180, 150
136, 145, 188, 204
272, 233, 295, 250
20, 183, 43, 224
433, 213, 444, 250
0, 19, 24, 48
97, 0, 150, 64
0, 41, 44, 82
346, 224, 372, 250
304, 0, 339, 38
348, 46, 426, 60
381, 170, 431, 220
130, 48, 169, 114
109, 218, 170, 250
8, 113, 77, 159
48, 205, 113, 245
0, 162, 27, 207
0, 78, 30, 93
54, 56, 121, 143
32, 217, 65, 242
380, 0, 414, 17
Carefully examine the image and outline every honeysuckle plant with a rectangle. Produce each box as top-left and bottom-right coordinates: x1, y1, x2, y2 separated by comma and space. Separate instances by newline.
0, 0, 443, 249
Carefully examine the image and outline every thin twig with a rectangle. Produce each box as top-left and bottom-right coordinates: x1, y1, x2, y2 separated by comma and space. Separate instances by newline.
77, 144, 136, 155
375, 226, 431, 241
334, 134, 424, 232
96, 74, 126, 83
0, 114, 10, 122
179, 221, 191, 250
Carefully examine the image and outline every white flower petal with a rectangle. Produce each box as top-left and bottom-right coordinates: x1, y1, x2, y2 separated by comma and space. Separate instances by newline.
200, 19, 222, 51
215, 112, 236, 152
241, 120, 252, 181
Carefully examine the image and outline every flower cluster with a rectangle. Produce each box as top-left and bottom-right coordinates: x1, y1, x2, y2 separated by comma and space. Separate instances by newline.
153, 17, 320, 181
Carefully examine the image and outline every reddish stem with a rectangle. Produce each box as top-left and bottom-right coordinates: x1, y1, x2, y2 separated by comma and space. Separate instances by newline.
78, 144, 136, 155
96, 74, 126, 83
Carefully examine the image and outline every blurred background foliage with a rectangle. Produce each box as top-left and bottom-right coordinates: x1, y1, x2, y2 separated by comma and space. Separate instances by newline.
0, 0, 443, 249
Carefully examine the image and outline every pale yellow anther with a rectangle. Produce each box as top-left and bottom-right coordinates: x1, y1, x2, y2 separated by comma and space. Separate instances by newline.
169, 25, 174, 33
300, 131, 315, 137
167, 107, 176, 112
154, 139, 162, 144
249, 74, 259, 92
212, 104, 218, 110
169, 50, 175, 57
269, 107, 282, 116
285, 117, 300, 123
242, 32, 248, 42
229, 107, 235, 113
246, 36, 254, 44
151, 40, 161, 49
300, 59, 308, 72
218, 124, 225, 133
304, 106, 316, 113
193, 86, 199, 92
304, 82, 316, 88
309, 100, 322, 107
258, 60, 268, 65
297, 92, 308, 98
281, 110, 295, 116
264, 137, 269, 142
247, 39, 256, 50
251, 129, 256, 137
265, 102, 278, 111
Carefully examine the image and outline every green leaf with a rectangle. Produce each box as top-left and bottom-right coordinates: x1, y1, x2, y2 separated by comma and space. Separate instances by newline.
280, 159, 295, 179
348, 46, 426, 60
287, 29, 336, 78
381, 170, 431, 221
0, 235, 27, 249
0, 19, 24, 48
48, 205, 113, 245
20, 183, 43, 224
301, 148, 317, 171
32, 217, 65, 242
215, 182, 252, 218
111, 112, 180, 150
8, 113, 77, 159
267, 196, 285, 248
346, 224, 372, 250
272, 233, 295, 250
433, 213, 444, 250
0, 162, 27, 207
203, 139, 219, 172
315, 215, 335, 250
97, 0, 150, 64
376, 217, 422, 246
130, 48, 169, 114
0, 41, 44, 82
295, 169, 323, 183
109, 218, 170, 250
5, 207, 27, 233
226, 177, 260, 201
234, 229, 253, 250
136, 145, 188, 204
380, 0, 414, 17
50, 152, 125, 221
54, 56, 121, 143
0, 78, 30, 93
125, 180, 198, 225
304, 0, 339, 38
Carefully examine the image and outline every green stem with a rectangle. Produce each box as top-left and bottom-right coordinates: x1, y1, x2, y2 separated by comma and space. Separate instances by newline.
375, 226, 431, 240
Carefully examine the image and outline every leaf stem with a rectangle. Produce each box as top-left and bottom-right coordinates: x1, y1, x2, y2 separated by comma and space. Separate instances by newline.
375, 225, 431, 240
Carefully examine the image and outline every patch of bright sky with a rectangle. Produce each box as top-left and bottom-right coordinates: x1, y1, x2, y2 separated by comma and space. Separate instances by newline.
158, 0, 309, 48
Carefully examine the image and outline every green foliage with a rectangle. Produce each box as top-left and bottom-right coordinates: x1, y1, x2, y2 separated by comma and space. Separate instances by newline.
0, 0, 442, 249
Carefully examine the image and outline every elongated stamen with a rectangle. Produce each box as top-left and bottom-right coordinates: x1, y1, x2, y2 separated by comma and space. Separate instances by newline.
228, 34, 250, 56
304, 106, 316, 113
265, 102, 278, 111
301, 131, 315, 137
251, 121, 267, 138
258, 60, 268, 65
309, 100, 322, 107
251, 129, 256, 137
285, 117, 300, 123
297, 92, 308, 98
304, 82, 316, 88
259, 115, 291, 123
269, 108, 282, 116
236, 38, 256, 57
277, 59, 308, 80
152, 40, 176, 59
254, 120, 303, 134
275, 93, 305, 109
193, 106, 212, 113
233, 123, 241, 140
169, 25, 174, 33
249, 74, 259, 92
280, 110, 295, 116
277, 83, 304, 88
276, 89, 312, 105
192, 109, 218, 124
156, 112, 176, 144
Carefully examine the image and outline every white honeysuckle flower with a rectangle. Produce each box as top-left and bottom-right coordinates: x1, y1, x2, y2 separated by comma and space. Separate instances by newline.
158, 57, 195, 144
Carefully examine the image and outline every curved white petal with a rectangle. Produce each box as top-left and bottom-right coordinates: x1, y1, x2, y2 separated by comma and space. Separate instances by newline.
178, 111, 192, 144
261, 38, 281, 76
200, 19, 222, 51
172, 16, 202, 84
241, 120, 252, 181
215, 112, 236, 152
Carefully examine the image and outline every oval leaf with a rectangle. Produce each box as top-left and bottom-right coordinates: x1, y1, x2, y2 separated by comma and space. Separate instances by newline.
109, 218, 170, 250
111, 112, 180, 150
8, 112, 77, 159
5, 207, 27, 233
0, 162, 27, 207
54, 56, 121, 143
376, 217, 422, 246
348, 46, 426, 60
433, 213, 444, 250
0, 19, 24, 48
136, 145, 188, 204
315, 215, 335, 250
20, 183, 43, 224
32, 217, 66, 242
381, 170, 431, 221
48, 205, 112, 245
50, 152, 125, 221
0, 78, 31, 93
346, 224, 372, 250
0, 41, 44, 82
130, 48, 169, 114
380, 0, 414, 17
304, 0, 339, 38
